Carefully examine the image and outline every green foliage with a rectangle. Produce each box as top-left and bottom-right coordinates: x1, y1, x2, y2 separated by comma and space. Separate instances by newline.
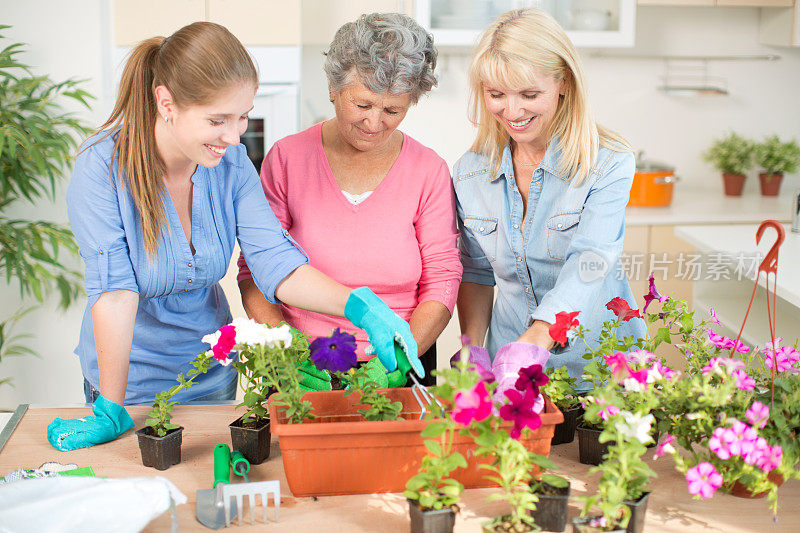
0, 26, 93, 386
234, 325, 314, 425
702, 132, 754, 175
343, 365, 402, 421
754, 135, 800, 175
542, 366, 578, 411
146, 351, 214, 436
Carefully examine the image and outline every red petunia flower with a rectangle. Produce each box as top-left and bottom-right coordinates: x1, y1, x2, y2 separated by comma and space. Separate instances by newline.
605, 297, 642, 322
515, 363, 549, 395
549, 311, 580, 347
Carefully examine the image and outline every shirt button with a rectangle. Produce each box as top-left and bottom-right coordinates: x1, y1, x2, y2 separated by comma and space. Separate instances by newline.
516, 256, 522, 262
98, 250, 103, 255
188, 279, 193, 283
513, 224, 519, 229
557, 223, 563, 228
479, 226, 485, 232
188, 263, 192, 267
525, 288, 530, 293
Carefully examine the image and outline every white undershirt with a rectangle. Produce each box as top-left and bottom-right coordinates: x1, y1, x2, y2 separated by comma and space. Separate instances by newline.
341, 190, 373, 205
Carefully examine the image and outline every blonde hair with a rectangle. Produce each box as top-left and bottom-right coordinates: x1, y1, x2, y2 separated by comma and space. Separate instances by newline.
468, 9, 630, 184
89, 22, 258, 258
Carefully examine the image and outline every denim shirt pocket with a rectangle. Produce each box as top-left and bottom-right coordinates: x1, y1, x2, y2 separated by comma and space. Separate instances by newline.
546, 212, 581, 262
463, 215, 499, 262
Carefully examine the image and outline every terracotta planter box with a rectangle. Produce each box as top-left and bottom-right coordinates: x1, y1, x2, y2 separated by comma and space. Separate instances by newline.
268, 388, 563, 497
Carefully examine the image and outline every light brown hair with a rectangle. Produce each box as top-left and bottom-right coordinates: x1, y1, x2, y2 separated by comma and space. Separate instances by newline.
90, 22, 258, 258
469, 9, 629, 184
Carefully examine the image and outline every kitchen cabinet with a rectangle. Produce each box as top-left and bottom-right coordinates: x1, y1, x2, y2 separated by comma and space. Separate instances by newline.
301, 0, 415, 45
638, 1, 793, 5
113, 0, 301, 46
759, 3, 800, 45
415, 0, 637, 48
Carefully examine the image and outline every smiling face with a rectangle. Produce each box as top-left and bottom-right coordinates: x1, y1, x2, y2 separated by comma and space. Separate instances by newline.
482, 69, 563, 150
331, 76, 412, 153
156, 82, 256, 169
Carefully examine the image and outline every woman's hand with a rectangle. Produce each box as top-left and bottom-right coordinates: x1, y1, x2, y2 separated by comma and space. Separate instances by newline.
516, 320, 556, 351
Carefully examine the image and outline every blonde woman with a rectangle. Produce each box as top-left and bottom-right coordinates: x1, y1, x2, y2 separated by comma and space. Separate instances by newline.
47, 22, 419, 452
454, 9, 646, 396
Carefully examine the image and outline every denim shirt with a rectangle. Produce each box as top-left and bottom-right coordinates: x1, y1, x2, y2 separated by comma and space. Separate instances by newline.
67, 132, 308, 404
453, 138, 646, 390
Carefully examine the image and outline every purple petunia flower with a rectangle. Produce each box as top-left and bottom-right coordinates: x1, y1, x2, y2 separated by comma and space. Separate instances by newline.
643, 273, 669, 313
309, 328, 358, 373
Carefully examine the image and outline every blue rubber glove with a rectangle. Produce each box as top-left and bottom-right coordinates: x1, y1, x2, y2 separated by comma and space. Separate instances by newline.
47, 394, 134, 451
344, 287, 422, 377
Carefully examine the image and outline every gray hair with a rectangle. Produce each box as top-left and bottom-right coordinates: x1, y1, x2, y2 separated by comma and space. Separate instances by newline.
324, 12, 437, 103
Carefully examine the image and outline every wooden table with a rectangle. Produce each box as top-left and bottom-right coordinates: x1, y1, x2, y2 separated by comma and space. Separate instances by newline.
1, 405, 797, 532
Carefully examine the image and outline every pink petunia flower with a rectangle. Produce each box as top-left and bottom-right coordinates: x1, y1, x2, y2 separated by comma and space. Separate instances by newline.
605, 352, 631, 378
709, 427, 734, 460
725, 421, 758, 457
746, 401, 770, 429
207, 324, 237, 365
452, 381, 493, 427
643, 273, 670, 313
755, 444, 783, 473
599, 404, 621, 421
686, 462, 723, 499
732, 369, 756, 391
499, 387, 543, 439
762, 341, 800, 373
743, 437, 771, 469
708, 332, 750, 353
702, 357, 745, 375
648, 361, 677, 382
626, 350, 657, 365
708, 307, 721, 326
654, 433, 676, 460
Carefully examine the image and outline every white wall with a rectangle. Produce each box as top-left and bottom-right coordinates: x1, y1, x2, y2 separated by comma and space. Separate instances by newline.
0, 0, 112, 410
302, 6, 800, 195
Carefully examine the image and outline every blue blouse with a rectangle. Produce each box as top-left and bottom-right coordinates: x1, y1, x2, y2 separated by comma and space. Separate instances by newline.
67, 133, 308, 404
453, 139, 647, 391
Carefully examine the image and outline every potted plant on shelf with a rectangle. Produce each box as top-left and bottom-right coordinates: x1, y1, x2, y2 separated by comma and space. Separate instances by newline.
754, 135, 800, 196
138, 350, 217, 470
543, 366, 581, 445
702, 132, 754, 196
528, 456, 571, 533
0, 26, 90, 388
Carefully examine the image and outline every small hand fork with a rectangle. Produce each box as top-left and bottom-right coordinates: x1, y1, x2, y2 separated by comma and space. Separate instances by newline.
222, 450, 280, 526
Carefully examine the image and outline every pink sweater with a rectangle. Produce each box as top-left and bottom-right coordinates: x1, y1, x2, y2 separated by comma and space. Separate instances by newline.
238, 123, 462, 357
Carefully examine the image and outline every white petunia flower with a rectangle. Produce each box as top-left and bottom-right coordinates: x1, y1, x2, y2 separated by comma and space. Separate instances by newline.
623, 377, 645, 392
202, 330, 221, 347
615, 411, 655, 445
263, 323, 293, 348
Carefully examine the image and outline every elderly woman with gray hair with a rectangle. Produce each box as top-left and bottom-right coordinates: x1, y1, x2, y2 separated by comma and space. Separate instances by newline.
238, 13, 462, 387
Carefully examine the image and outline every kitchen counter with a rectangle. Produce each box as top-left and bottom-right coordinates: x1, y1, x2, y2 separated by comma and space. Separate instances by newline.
674, 223, 800, 345
626, 188, 795, 226
1, 404, 798, 532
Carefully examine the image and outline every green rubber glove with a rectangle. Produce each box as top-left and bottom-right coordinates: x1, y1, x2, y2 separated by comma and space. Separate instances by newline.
47, 394, 134, 452
297, 360, 332, 391
344, 287, 422, 377
349, 348, 409, 389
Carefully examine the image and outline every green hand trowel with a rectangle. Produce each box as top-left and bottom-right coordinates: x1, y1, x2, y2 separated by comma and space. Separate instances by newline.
196, 443, 238, 530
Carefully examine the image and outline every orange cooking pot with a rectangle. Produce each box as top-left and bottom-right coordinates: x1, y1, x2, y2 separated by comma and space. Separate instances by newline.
628, 156, 678, 207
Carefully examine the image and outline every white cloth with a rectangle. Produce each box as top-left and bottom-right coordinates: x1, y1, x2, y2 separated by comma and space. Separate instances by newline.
341, 190, 373, 205
0, 476, 186, 533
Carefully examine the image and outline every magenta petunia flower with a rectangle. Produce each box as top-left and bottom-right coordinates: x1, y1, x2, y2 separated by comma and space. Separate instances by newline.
605, 351, 631, 378
452, 381, 492, 427
309, 328, 358, 373
755, 444, 782, 473
725, 420, 758, 457
743, 436, 772, 469
702, 356, 745, 375
732, 369, 756, 391
762, 342, 800, 373
708, 332, 750, 353
499, 387, 542, 439
514, 363, 549, 394
649, 361, 676, 382
643, 273, 669, 313
746, 401, 770, 429
654, 433, 676, 460
599, 404, 621, 421
708, 307, 721, 326
709, 427, 734, 460
686, 462, 723, 499
212, 324, 237, 364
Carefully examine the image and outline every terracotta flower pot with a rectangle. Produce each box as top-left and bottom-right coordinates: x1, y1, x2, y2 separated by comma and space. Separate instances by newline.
531, 481, 570, 532
136, 426, 182, 471
551, 405, 583, 445
571, 517, 625, 533
229, 414, 271, 465
722, 173, 746, 196
268, 388, 564, 497
408, 499, 456, 533
758, 173, 783, 196
730, 472, 785, 499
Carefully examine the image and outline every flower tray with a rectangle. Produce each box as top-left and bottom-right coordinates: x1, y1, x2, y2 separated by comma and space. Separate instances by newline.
268, 388, 563, 496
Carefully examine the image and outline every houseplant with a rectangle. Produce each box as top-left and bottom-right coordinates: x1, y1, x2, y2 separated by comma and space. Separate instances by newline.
137, 350, 216, 470
702, 132, 754, 196
0, 26, 91, 387
528, 456, 570, 532
754, 135, 800, 196
543, 366, 581, 445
